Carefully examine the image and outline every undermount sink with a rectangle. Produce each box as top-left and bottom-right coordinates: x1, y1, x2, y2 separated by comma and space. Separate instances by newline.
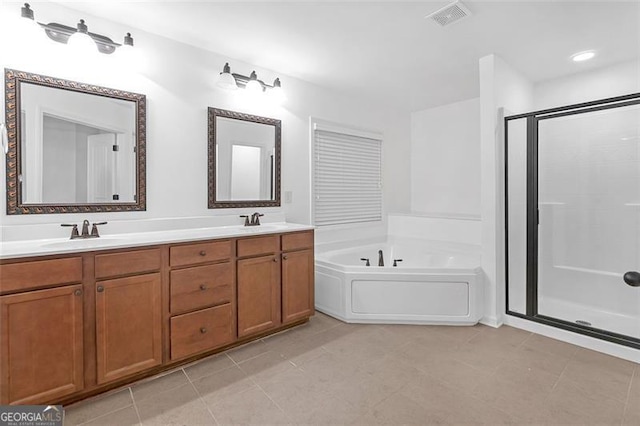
236, 224, 288, 233
41, 237, 128, 250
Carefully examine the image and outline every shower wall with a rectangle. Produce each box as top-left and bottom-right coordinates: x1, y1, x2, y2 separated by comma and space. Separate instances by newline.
506, 59, 640, 342
537, 105, 640, 337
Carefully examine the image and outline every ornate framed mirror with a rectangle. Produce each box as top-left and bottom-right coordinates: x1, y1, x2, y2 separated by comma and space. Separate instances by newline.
208, 107, 281, 209
4, 68, 146, 214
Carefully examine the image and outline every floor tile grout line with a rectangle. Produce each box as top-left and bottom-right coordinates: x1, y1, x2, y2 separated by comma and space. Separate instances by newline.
183, 366, 221, 426
128, 387, 143, 426
248, 376, 294, 423
66, 386, 137, 426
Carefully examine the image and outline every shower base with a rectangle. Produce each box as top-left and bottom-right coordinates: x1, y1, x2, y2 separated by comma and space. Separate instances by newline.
539, 297, 639, 340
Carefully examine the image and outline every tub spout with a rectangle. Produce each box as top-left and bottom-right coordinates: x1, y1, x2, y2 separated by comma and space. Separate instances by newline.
378, 250, 384, 267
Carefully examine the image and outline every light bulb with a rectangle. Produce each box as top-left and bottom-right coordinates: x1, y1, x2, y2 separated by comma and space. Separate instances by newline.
67, 19, 97, 55
269, 78, 286, 104
217, 63, 238, 90
116, 32, 137, 66
245, 71, 263, 94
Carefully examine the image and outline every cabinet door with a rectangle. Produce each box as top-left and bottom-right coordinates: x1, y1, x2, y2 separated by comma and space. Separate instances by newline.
0, 285, 84, 405
95, 273, 162, 384
282, 249, 315, 324
237, 255, 280, 338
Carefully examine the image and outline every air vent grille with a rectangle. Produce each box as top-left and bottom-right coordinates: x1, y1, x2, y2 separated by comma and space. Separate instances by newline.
425, 1, 472, 27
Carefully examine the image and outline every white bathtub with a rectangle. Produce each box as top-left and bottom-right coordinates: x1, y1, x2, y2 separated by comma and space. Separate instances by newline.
315, 239, 484, 325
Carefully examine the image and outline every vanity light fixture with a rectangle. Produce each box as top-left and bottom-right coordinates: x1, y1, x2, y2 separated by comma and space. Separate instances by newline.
217, 62, 283, 95
18, 3, 134, 55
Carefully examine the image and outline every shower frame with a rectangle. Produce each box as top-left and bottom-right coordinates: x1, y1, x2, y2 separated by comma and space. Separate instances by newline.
504, 92, 640, 350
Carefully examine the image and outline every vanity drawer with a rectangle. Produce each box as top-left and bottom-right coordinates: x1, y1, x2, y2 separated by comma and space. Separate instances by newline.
170, 241, 231, 267
170, 304, 234, 360
170, 263, 232, 314
95, 248, 161, 280
282, 231, 314, 252
237, 235, 279, 258
0, 257, 83, 294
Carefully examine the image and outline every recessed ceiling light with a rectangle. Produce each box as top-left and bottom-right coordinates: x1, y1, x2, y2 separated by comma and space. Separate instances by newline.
571, 51, 596, 62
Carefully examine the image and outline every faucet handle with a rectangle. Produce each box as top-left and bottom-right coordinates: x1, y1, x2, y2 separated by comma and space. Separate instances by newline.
61, 223, 79, 239
393, 259, 403, 267
91, 222, 108, 237
360, 258, 370, 267
239, 215, 250, 226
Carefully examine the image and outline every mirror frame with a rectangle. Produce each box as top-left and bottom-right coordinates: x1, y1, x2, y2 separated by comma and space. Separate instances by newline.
4, 68, 147, 214
208, 107, 281, 209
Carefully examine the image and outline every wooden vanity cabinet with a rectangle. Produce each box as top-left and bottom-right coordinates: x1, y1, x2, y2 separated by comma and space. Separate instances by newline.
169, 240, 235, 361
0, 284, 84, 405
0, 229, 314, 406
281, 231, 315, 324
94, 249, 163, 384
0, 256, 85, 405
237, 254, 281, 338
236, 231, 315, 335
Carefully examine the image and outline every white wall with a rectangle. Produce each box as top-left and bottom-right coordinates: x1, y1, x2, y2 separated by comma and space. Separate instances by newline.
410, 98, 480, 218
0, 2, 411, 240
479, 54, 534, 327
535, 59, 640, 110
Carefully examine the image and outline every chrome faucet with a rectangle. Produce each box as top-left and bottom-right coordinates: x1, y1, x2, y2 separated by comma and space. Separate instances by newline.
61, 220, 108, 239
378, 250, 384, 267
251, 212, 264, 226
240, 212, 264, 227
81, 220, 90, 237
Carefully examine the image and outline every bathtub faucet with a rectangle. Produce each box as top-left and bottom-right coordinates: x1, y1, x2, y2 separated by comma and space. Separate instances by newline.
378, 250, 384, 267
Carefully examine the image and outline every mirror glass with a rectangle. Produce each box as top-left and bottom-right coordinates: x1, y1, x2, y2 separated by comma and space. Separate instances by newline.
208, 108, 281, 208
5, 69, 146, 214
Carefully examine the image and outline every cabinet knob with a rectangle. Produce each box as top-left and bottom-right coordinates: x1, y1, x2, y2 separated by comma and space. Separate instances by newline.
272, 258, 277, 262
283, 255, 288, 260
200, 284, 207, 291
199, 250, 207, 256
74, 289, 83, 296
200, 327, 207, 334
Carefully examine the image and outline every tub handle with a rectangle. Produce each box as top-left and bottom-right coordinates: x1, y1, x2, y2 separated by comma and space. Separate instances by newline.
360, 258, 370, 266
393, 259, 403, 267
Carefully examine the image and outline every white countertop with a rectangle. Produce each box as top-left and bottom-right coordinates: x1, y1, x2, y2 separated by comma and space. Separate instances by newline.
0, 222, 314, 260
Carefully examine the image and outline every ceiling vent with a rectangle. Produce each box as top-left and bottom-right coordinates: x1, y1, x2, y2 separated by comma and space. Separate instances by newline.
425, 1, 472, 27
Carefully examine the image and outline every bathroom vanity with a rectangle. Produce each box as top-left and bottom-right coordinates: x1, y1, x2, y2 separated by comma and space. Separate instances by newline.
0, 226, 314, 406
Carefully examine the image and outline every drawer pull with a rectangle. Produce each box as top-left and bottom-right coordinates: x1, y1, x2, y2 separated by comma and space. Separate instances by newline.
283, 255, 288, 260
199, 284, 207, 291
97, 285, 104, 293
272, 258, 277, 262
74, 289, 83, 296
199, 251, 207, 256
200, 327, 207, 334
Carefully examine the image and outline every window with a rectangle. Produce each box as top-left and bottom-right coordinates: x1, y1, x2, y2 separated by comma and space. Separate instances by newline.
312, 119, 382, 226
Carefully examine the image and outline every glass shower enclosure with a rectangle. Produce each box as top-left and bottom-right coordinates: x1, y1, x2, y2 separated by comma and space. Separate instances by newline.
505, 93, 640, 348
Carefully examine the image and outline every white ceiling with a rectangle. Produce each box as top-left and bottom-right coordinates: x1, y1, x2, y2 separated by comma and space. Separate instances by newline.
52, 1, 640, 111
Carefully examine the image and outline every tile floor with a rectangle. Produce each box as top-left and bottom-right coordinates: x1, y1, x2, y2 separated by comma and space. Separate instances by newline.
65, 313, 639, 425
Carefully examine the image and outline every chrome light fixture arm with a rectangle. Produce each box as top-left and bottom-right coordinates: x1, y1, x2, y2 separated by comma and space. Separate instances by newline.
218, 62, 282, 92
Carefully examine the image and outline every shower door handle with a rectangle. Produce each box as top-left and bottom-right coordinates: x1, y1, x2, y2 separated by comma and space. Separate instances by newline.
623, 271, 640, 287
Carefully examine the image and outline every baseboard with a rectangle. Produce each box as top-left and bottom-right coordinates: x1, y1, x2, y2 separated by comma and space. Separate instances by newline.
479, 315, 502, 328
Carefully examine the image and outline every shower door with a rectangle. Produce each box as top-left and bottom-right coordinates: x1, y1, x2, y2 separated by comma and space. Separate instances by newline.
506, 94, 640, 348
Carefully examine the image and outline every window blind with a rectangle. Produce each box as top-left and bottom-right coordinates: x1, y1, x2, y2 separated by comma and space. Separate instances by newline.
313, 127, 382, 226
